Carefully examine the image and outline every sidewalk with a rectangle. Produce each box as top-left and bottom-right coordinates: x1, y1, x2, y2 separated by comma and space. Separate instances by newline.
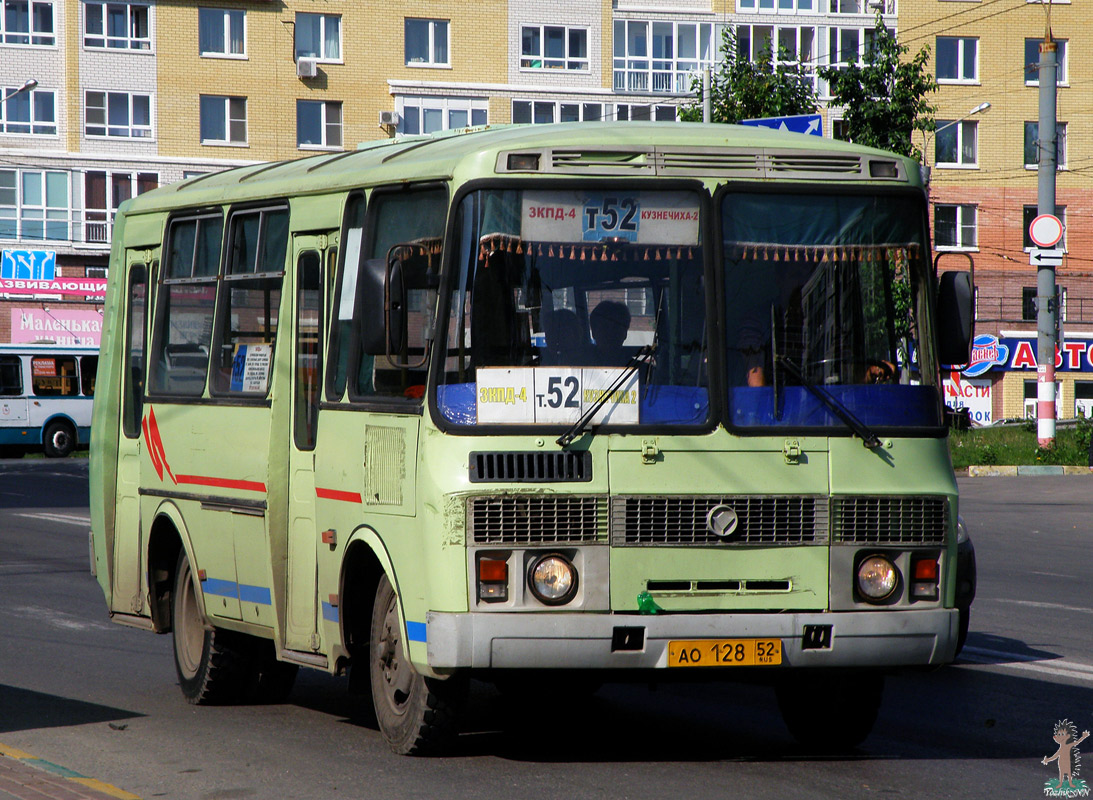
963, 464, 1093, 476
0, 745, 139, 800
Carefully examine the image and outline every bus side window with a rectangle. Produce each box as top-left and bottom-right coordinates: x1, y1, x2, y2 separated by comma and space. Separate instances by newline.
295, 251, 322, 450
210, 206, 288, 396
0, 356, 21, 396
122, 264, 147, 438
327, 193, 365, 402
80, 355, 98, 396
31, 356, 78, 396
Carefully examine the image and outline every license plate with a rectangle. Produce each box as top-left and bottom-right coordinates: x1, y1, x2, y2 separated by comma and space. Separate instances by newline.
667, 638, 782, 667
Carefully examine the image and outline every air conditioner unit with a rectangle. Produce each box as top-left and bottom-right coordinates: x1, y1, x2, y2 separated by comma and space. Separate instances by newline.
379, 110, 400, 127
296, 59, 317, 79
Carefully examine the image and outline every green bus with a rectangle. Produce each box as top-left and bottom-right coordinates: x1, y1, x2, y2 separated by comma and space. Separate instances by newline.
89, 121, 976, 755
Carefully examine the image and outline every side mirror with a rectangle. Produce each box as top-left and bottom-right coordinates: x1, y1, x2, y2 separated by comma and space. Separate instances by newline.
937, 269, 973, 366
358, 257, 406, 356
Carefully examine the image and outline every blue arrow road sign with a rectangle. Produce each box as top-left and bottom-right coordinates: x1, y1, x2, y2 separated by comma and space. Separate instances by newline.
740, 113, 823, 137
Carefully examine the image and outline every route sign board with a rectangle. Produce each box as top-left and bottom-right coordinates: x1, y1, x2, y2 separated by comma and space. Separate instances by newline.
740, 114, 822, 137
1029, 214, 1063, 248
1030, 248, 1063, 267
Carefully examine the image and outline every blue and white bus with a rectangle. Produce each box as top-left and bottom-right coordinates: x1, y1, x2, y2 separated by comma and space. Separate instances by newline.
0, 343, 98, 457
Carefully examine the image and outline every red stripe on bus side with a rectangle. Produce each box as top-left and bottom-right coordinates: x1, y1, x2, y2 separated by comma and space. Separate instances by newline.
175, 475, 267, 493
316, 488, 363, 504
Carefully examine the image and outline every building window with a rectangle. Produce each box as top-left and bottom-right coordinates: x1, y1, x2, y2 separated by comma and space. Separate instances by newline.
198, 8, 244, 57
513, 100, 604, 124
2, 0, 54, 45
404, 18, 448, 66
85, 91, 152, 138
397, 96, 485, 135
297, 100, 342, 149
615, 103, 677, 122
0, 169, 70, 241
521, 25, 588, 70
934, 120, 977, 167
1025, 39, 1067, 85
84, 2, 148, 50
1022, 287, 1036, 321
933, 204, 976, 250
200, 95, 246, 144
1023, 205, 1066, 250
0, 86, 56, 134
827, 0, 871, 13
738, 0, 815, 12
83, 171, 156, 244
1024, 121, 1067, 169
614, 20, 718, 93
936, 37, 977, 82
295, 12, 340, 62
739, 24, 817, 92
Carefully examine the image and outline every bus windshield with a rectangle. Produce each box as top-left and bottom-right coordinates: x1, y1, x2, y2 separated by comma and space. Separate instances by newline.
722, 190, 943, 432
436, 187, 709, 430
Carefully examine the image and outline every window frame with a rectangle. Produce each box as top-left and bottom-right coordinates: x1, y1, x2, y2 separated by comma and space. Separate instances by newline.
84, 1, 149, 50
296, 99, 343, 150
2, 0, 55, 46
84, 90, 153, 139
935, 36, 978, 83
199, 95, 247, 146
0, 86, 56, 135
613, 19, 719, 94
198, 7, 245, 58
294, 11, 341, 63
1025, 38, 1068, 86
934, 119, 978, 168
397, 95, 486, 136
404, 17, 449, 67
933, 203, 977, 251
0, 167, 69, 241
1024, 121, 1067, 169
520, 24, 590, 71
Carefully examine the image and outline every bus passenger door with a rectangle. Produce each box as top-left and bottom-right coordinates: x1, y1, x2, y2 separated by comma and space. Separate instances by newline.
284, 240, 326, 651
114, 256, 152, 614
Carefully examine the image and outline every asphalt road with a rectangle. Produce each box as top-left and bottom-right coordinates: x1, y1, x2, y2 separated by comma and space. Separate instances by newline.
1, 460, 1090, 799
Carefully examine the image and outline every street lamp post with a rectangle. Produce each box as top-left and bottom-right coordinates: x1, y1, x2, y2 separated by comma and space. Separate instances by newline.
921, 102, 990, 185
0, 79, 39, 104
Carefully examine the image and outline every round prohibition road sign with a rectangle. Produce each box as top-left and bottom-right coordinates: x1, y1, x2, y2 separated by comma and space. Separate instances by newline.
1029, 214, 1063, 248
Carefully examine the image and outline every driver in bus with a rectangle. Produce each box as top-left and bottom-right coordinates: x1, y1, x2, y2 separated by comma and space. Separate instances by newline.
589, 300, 631, 366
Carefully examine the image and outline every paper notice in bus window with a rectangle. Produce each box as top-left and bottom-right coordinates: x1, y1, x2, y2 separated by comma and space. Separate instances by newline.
520, 191, 700, 246
31, 357, 56, 377
475, 367, 639, 425
230, 344, 272, 393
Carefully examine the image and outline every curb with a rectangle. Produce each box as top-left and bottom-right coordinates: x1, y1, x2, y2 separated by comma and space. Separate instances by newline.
0, 744, 140, 800
965, 465, 1092, 477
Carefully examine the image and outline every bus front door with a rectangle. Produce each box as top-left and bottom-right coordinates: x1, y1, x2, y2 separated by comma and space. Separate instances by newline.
283, 240, 326, 652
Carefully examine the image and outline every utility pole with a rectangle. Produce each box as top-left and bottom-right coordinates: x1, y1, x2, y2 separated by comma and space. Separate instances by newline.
1035, 21, 1058, 448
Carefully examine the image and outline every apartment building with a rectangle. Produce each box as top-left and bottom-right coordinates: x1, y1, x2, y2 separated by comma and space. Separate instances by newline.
901, 0, 1090, 422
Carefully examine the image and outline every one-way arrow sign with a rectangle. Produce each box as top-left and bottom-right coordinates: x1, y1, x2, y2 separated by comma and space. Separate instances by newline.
740, 113, 823, 137
1030, 248, 1063, 267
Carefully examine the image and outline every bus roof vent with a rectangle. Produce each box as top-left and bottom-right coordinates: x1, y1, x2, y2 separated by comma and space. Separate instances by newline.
765, 152, 868, 179
548, 148, 655, 175
656, 148, 764, 178
469, 451, 593, 483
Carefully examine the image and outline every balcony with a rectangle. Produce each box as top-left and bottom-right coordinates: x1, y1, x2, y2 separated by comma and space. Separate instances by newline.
613, 61, 704, 94
0, 212, 115, 250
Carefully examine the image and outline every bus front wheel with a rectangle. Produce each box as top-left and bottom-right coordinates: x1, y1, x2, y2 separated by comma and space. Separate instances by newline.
42, 421, 75, 458
369, 574, 464, 755
776, 671, 884, 751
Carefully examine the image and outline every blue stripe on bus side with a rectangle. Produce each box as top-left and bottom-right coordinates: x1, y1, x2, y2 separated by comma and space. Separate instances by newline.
406, 621, 427, 643
201, 579, 272, 605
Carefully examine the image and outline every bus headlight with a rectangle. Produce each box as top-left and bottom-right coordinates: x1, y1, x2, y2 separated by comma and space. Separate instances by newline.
856, 555, 898, 602
528, 554, 578, 606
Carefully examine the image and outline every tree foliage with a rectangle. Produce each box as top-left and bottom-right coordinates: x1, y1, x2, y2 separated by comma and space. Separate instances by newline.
818, 15, 937, 161
681, 28, 817, 124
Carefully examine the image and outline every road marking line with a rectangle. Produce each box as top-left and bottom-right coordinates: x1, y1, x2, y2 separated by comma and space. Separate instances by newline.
13, 512, 91, 526
0, 740, 141, 799
992, 598, 1093, 615
959, 647, 1093, 683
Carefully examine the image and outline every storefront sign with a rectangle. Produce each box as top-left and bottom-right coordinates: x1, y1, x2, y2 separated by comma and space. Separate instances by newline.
943, 372, 993, 425
950, 334, 1093, 374
0, 276, 107, 298
11, 309, 103, 346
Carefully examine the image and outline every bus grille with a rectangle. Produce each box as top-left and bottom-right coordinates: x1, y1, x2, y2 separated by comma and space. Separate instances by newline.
831, 496, 949, 545
469, 451, 592, 483
611, 496, 828, 546
468, 496, 607, 545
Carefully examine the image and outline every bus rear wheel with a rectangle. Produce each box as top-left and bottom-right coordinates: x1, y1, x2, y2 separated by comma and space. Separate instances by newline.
369, 574, 464, 755
172, 550, 255, 704
776, 671, 884, 751
42, 421, 74, 458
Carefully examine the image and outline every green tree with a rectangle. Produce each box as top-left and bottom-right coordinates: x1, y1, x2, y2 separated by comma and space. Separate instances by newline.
681, 28, 817, 124
819, 15, 937, 161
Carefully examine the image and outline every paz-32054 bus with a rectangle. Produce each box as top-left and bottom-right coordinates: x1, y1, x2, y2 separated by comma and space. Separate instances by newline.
90, 122, 976, 754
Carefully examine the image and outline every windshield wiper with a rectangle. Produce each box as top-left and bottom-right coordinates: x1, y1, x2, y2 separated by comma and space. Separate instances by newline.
774, 355, 882, 449
556, 344, 655, 448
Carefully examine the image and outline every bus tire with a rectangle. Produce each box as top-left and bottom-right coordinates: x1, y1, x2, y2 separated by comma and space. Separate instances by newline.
42, 421, 75, 458
171, 550, 252, 705
369, 574, 464, 755
776, 671, 884, 750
